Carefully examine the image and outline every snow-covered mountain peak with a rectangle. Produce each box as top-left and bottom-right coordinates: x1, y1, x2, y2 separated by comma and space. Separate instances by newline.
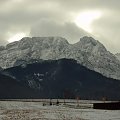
74, 36, 107, 54
19, 36, 69, 48
80, 36, 98, 46
5, 36, 69, 51
80, 36, 106, 50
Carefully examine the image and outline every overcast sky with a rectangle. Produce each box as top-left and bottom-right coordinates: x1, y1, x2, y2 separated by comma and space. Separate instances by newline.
0, 0, 120, 53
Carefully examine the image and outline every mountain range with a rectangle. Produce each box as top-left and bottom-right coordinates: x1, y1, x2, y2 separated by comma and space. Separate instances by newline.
0, 36, 120, 80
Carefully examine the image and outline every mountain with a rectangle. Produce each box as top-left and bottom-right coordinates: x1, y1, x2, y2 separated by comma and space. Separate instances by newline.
115, 53, 120, 61
0, 72, 40, 99
0, 36, 120, 79
2, 59, 120, 100
0, 67, 3, 71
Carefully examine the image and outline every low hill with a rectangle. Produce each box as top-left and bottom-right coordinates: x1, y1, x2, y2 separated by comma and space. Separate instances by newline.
2, 59, 120, 100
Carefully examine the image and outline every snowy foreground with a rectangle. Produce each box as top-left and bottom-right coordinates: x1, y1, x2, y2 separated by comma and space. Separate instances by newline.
0, 100, 119, 120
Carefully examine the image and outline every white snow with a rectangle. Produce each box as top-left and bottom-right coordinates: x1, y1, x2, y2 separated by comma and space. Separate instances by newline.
0, 100, 119, 120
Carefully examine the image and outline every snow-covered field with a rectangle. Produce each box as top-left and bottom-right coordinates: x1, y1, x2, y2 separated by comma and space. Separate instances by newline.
0, 100, 119, 120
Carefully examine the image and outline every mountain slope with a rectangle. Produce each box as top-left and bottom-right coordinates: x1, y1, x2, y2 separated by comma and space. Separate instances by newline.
115, 53, 120, 61
0, 72, 40, 99
2, 59, 120, 100
0, 36, 120, 79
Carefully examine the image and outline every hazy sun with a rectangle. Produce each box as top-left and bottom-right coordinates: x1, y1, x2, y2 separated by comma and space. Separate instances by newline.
8, 33, 26, 43
74, 11, 102, 33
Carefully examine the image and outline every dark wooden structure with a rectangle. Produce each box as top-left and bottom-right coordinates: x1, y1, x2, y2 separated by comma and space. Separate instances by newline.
93, 102, 120, 110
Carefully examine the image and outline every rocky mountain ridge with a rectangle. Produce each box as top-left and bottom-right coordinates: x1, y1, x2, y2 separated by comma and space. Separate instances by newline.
0, 36, 120, 79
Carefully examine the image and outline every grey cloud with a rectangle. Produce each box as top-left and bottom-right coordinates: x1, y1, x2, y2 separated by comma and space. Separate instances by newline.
91, 10, 120, 53
0, 0, 68, 28
0, 36, 8, 46
0, 35, 8, 46
57, 0, 120, 11
30, 20, 90, 43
